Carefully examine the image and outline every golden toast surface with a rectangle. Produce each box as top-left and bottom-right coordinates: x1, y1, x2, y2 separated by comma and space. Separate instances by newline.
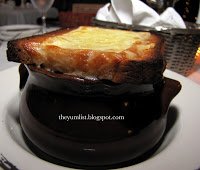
43, 26, 154, 53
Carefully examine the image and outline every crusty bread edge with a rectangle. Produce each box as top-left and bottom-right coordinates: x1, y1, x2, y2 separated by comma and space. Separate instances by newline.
7, 27, 165, 84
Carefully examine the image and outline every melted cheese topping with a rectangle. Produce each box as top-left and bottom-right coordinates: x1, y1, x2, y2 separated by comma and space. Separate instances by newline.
43, 26, 152, 53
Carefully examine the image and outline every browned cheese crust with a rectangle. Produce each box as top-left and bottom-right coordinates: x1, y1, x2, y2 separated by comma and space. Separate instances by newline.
7, 26, 165, 84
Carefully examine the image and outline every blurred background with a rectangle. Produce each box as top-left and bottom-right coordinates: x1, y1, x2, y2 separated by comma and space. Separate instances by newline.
0, 0, 199, 26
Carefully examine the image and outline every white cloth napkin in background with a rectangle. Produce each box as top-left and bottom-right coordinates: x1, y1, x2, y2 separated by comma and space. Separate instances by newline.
96, 0, 186, 29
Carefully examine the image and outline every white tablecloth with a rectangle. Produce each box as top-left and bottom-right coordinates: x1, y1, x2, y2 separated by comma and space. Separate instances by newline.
0, 6, 58, 26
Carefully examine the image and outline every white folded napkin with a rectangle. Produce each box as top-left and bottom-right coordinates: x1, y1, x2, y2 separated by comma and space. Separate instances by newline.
96, 0, 186, 29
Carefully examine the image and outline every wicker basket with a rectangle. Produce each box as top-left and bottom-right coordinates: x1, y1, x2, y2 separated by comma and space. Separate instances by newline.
92, 19, 200, 76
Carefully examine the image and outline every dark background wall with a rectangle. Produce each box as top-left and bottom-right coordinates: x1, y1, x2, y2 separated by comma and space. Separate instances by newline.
53, 0, 110, 11
174, 0, 199, 22
15, 0, 110, 11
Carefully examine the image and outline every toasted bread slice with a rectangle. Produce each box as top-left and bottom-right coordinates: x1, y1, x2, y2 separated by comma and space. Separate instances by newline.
7, 26, 165, 84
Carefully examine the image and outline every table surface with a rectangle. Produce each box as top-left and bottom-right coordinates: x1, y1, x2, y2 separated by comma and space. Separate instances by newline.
0, 6, 58, 26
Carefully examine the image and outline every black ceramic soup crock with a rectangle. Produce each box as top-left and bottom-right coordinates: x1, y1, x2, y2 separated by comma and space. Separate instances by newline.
19, 65, 181, 168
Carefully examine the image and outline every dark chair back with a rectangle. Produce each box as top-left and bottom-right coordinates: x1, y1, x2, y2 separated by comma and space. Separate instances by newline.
59, 11, 96, 28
